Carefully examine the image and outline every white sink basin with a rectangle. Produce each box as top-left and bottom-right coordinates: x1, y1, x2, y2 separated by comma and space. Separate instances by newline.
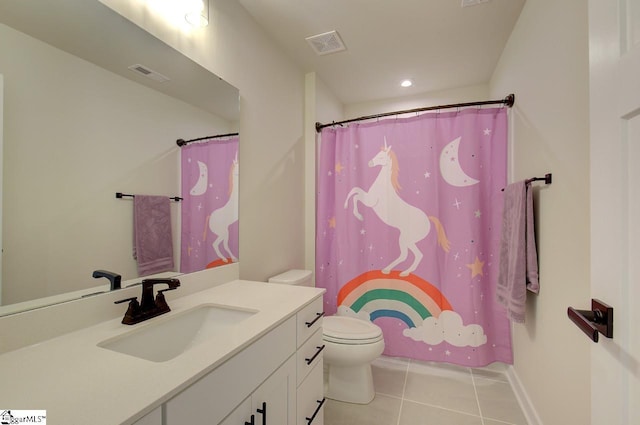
98, 304, 258, 362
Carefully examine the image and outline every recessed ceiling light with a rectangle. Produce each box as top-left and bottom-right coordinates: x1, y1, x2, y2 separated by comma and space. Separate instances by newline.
401, 79, 413, 88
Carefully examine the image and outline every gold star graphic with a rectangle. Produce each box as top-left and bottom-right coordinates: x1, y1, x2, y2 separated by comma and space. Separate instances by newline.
328, 217, 337, 228
466, 256, 484, 278
335, 162, 344, 174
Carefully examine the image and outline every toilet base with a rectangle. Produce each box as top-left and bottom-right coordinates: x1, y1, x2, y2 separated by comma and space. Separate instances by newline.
325, 363, 375, 404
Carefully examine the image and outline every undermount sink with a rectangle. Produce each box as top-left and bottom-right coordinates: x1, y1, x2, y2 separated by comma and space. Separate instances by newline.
98, 304, 258, 362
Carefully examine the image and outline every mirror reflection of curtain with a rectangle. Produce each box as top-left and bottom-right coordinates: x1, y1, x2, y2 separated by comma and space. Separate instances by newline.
316, 108, 512, 367
180, 137, 239, 273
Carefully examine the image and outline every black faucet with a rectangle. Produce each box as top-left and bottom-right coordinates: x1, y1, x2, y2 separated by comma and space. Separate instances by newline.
114, 278, 181, 325
92, 270, 122, 290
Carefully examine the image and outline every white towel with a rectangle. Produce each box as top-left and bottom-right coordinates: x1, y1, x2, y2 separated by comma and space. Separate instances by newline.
496, 181, 539, 323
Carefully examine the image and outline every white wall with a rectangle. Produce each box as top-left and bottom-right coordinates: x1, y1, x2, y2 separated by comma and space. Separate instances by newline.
490, 0, 591, 423
0, 24, 230, 304
304, 73, 344, 282
344, 84, 490, 119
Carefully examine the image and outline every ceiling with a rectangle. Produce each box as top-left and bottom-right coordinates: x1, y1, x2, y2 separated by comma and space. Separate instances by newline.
237, 0, 526, 105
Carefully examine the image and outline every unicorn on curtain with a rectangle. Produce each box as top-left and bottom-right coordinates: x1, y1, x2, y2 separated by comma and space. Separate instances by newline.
344, 137, 450, 276
204, 152, 239, 263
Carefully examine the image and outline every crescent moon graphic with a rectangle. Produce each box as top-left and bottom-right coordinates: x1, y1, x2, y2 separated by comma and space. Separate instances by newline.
439, 137, 479, 187
190, 161, 208, 196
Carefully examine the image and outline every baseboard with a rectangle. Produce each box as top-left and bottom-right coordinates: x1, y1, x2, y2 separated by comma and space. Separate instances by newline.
505, 365, 543, 425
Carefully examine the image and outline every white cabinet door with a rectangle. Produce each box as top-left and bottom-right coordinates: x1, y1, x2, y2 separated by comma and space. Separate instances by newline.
165, 318, 296, 424
223, 356, 296, 425
297, 361, 324, 425
132, 407, 162, 425
250, 355, 296, 425
219, 397, 251, 425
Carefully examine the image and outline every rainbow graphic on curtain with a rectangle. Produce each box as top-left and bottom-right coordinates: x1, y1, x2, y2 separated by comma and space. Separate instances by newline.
338, 271, 453, 327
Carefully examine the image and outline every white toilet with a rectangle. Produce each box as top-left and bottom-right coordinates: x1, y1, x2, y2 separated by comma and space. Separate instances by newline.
268, 269, 385, 405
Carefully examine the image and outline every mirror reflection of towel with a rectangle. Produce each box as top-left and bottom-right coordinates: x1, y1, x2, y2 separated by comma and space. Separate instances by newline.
133, 195, 174, 276
496, 181, 539, 323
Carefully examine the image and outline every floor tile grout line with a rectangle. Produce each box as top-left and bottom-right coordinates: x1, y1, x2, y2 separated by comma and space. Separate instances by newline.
400, 397, 485, 421
470, 368, 486, 425
394, 358, 411, 425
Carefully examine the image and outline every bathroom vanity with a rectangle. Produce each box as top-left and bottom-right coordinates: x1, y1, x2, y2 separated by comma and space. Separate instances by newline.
0, 280, 325, 425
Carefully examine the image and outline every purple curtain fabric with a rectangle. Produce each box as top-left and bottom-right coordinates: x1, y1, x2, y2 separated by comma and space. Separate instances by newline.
316, 108, 512, 367
180, 137, 239, 273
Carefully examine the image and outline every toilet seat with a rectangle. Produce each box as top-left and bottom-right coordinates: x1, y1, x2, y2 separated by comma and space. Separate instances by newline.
323, 316, 383, 345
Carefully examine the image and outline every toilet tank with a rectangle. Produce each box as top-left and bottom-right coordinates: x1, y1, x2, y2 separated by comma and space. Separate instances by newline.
268, 269, 313, 287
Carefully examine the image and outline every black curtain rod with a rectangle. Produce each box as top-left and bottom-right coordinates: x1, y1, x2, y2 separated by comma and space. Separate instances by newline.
315, 94, 515, 133
115, 192, 182, 202
176, 132, 239, 147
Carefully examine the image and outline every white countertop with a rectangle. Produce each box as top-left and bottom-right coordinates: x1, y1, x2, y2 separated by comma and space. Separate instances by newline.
0, 280, 325, 425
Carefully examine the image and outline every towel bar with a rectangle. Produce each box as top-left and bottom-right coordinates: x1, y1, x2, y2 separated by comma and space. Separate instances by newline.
567, 299, 613, 343
115, 192, 182, 202
501, 173, 552, 191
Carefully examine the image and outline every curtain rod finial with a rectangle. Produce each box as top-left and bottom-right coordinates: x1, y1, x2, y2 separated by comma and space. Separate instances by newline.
505, 94, 515, 107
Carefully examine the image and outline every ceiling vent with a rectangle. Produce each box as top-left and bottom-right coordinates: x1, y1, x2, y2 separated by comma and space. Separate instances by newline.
305, 30, 347, 56
461, 0, 490, 7
127, 64, 170, 83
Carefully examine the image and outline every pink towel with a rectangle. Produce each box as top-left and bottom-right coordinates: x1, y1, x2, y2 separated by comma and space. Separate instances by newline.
496, 181, 539, 323
133, 195, 174, 276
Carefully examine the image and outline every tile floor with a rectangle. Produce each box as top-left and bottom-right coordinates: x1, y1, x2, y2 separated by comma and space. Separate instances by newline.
324, 356, 528, 425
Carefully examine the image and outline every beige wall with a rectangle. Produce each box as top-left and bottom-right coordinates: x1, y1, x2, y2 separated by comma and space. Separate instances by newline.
99, 0, 308, 282
344, 84, 490, 119
304, 73, 344, 283
490, 0, 591, 423
0, 24, 229, 304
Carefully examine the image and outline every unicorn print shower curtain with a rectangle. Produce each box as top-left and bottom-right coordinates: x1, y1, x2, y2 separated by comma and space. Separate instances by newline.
316, 108, 512, 366
181, 137, 239, 273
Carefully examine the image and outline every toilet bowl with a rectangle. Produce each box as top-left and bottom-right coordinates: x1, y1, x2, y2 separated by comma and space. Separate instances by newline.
322, 315, 384, 404
268, 269, 385, 405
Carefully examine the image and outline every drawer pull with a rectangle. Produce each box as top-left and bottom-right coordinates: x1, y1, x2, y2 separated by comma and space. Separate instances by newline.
244, 414, 255, 425
256, 401, 266, 425
305, 398, 326, 425
305, 311, 325, 328
305, 345, 325, 365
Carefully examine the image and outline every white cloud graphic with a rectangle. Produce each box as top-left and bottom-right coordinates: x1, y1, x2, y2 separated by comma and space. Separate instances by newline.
402, 310, 487, 347
338, 305, 371, 321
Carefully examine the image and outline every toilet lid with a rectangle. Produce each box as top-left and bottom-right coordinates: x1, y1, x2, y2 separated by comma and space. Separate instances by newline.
323, 316, 383, 343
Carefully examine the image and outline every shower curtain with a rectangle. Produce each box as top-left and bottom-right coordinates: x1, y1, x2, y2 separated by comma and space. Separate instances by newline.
180, 136, 239, 273
316, 108, 512, 366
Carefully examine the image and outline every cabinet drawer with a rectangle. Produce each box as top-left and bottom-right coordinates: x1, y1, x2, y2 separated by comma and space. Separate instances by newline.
165, 316, 296, 424
297, 361, 324, 425
297, 328, 324, 386
297, 296, 324, 347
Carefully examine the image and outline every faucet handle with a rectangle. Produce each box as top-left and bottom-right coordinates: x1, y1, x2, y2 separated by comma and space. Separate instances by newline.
114, 296, 138, 305
155, 290, 171, 312
114, 297, 141, 325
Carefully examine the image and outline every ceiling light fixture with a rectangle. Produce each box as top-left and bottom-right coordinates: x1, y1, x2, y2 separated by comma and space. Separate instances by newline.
185, 0, 209, 28
401, 79, 413, 88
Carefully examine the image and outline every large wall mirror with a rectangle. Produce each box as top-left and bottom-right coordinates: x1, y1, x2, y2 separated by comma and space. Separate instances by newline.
0, 0, 240, 315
